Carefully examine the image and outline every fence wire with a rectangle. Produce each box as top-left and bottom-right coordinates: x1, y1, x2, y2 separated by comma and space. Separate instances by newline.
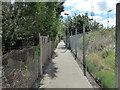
2, 35, 58, 88
69, 28, 115, 88
69, 34, 83, 64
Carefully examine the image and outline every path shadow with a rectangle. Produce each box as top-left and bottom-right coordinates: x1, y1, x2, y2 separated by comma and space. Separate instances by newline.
32, 51, 58, 88
56, 44, 68, 53
43, 60, 58, 79
42, 51, 58, 79
38, 52, 59, 88
59, 46, 68, 53
57, 45, 66, 50
51, 51, 58, 59
61, 49, 68, 53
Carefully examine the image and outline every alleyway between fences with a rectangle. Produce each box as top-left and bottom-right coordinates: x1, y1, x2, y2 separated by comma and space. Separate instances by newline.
39, 40, 92, 88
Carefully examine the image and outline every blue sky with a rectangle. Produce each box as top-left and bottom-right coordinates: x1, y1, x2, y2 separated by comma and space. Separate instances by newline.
61, 0, 119, 28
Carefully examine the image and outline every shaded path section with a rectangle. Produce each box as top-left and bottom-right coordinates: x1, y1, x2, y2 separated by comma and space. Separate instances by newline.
39, 40, 92, 88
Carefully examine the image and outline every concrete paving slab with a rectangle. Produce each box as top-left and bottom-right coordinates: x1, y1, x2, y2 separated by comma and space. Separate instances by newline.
39, 40, 93, 88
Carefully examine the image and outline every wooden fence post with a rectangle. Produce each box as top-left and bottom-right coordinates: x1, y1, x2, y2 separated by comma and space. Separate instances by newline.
116, 2, 120, 88
39, 33, 43, 76
83, 24, 86, 76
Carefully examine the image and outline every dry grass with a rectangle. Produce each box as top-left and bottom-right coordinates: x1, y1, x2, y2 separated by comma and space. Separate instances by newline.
80, 28, 115, 88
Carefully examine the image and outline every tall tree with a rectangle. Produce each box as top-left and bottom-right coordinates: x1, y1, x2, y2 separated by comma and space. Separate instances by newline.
63, 13, 103, 35
2, 2, 64, 53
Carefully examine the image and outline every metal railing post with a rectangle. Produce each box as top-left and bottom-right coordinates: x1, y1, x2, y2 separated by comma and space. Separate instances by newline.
75, 28, 77, 60
83, 24, 86, 76
116, 2, 120, 88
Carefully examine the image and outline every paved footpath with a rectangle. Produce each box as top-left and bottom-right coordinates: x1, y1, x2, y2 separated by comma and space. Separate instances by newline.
39, 40, 93, 88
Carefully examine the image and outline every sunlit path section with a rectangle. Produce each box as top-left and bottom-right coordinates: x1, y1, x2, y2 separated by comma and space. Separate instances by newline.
39, 40, 92, 88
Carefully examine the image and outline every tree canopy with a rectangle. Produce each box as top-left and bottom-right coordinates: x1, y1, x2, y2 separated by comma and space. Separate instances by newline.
63, 13, 103, 35
2, 2, 64, 53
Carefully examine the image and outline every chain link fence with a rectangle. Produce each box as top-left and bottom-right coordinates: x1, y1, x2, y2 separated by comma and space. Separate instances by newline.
2, 35, 58, 88
69, 28, 115, 88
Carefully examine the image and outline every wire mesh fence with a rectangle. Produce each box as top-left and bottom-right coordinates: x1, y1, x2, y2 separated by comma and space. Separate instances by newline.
85, 30, 115, 88
69, 28, 115, 88
69, 34, 83, 63
2, 35, 58, 88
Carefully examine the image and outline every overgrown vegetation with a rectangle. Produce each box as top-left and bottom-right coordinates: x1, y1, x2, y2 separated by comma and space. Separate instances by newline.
2, 2, 64, 54
79, 28, 115, 88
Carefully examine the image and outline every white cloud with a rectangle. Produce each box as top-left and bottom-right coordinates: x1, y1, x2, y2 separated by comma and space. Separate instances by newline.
99, 17, 116, 28
68, 8, 76, 12
64, 0, 92, 12
94, 0, 118, 14
63, 0, 78, 7
11, 0, 15, 4
89, 16, 103, 21
89, 15, 116, 28
63, 0, 117, 14
62, 0, 117, 27
78, 13, 85, 16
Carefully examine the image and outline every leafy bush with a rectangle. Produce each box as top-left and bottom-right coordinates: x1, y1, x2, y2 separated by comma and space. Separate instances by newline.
96, 71, 115, 88
2, 2, 64, 53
